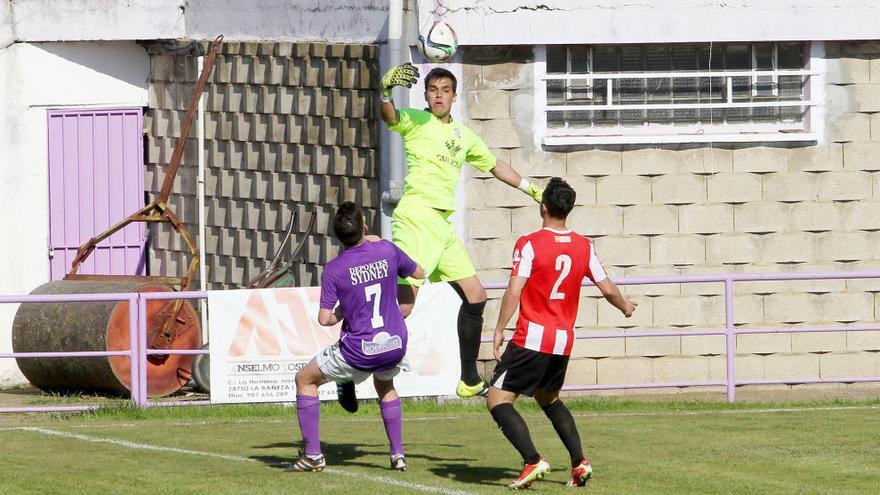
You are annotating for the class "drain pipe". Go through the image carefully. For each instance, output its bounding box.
[196,49,208,343]
[380,0,407,238]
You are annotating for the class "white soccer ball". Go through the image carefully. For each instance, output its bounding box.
[417,20,459,63]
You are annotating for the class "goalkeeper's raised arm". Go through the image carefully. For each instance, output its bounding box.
[490,160,543,203]
[379,63,543,203]
[380,63,420,126]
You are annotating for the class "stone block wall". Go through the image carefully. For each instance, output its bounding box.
[463,42,880,395]
[144,41,379,289]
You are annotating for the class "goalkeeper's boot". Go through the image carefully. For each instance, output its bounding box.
[336,381,358,413]
[456,378,489,398]
[508,456,550,490]
[287,452,326,472]
[566,458,593,487]
[390,453,408,471]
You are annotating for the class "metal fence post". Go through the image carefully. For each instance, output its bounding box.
[724,278,736,403]
[137,293,149,407]
[128,295,139,407]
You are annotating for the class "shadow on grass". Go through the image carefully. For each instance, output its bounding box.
[252,440,478,471]
[252,442,381,469]
[429,463,520,487]
[253,442,299,449]
[401,451,473,463]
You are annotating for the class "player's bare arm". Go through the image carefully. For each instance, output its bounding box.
[379,63,420,126]
[409,264,427,280]
[380,99,399,126]
[492,275,528,361]
[317,306,345,327]
[491,160,544,203]
[596,278,637,317]
[490,160,524,188]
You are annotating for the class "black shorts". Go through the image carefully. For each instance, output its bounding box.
[490,343,570,397]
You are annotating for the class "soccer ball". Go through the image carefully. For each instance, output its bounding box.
[417,20,458,63]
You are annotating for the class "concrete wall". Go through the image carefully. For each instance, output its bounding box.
[145,41,380,290]
[0,41,149,387]
[462,42,880,396]
[5,0,184,42]
[424,0,880,45]
[185,0,389,43]
[0,1,13,48]
[5,0,878,47]
[2,0,388,43]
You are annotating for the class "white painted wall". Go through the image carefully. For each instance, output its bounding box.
[0,41,149,387]
[6,0,184,42]
[422,0,880,45]
[6,0,876,46]
[184,0,389,43]
[0,1,13,48]
[4,0,390,43]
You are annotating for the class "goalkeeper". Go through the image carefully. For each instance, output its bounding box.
[379,63,544,397]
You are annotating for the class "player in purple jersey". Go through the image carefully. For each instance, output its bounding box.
[289,202,425,473]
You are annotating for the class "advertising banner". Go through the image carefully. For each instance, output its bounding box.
[208,283,461,403]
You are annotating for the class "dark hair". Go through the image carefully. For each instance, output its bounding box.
[424,67,457,94]
[542,177,576,220]
[332,201,364,247]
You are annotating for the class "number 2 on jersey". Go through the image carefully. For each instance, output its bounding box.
[365,283,385,328]
[549,254,572,300]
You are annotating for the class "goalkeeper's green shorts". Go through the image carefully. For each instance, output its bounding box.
[391,201,476,287]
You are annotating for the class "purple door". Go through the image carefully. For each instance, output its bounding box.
[47,108,147,280]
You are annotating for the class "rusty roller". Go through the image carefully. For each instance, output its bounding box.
[12,281,199,397]
[11,36,224,398]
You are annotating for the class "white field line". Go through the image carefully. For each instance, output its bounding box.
[1,404,877,431]
[13,427,477,495]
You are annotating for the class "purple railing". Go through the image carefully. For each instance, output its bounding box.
[0,291,210,413]
[484,270,880,403]
[138,291,210,409]
[2,270,879,413]
[0,292,140,413]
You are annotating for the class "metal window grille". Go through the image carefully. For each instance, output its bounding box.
[542,42,819,145]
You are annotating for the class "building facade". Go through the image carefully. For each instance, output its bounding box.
[433,1,880,395]
[1,0,878,395]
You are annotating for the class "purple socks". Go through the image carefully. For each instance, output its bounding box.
[296,394,322,456]
[298,395,403,457]
[380,398,404,456]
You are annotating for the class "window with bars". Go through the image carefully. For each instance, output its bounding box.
[540,42,820,145]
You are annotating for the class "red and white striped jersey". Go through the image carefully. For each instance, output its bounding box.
[510,228,607,356]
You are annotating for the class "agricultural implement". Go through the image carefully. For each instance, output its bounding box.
[11,36,223,398]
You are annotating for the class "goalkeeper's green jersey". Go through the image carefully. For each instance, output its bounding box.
[388,108,496,211]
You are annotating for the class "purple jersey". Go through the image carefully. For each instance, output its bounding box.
[319,239,418,371]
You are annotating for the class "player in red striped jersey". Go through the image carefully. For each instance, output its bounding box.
[487,177,637,489]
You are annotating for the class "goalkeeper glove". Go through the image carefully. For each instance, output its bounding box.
[518,179,543,203]
[381,63,420,99]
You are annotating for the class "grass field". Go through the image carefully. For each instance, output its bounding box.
[1,398,879,494]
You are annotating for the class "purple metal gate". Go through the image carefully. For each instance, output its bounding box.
[47,108,147,280]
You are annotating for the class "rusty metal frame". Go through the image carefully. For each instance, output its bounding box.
[247,209,317,289]
[65,35,224,348]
